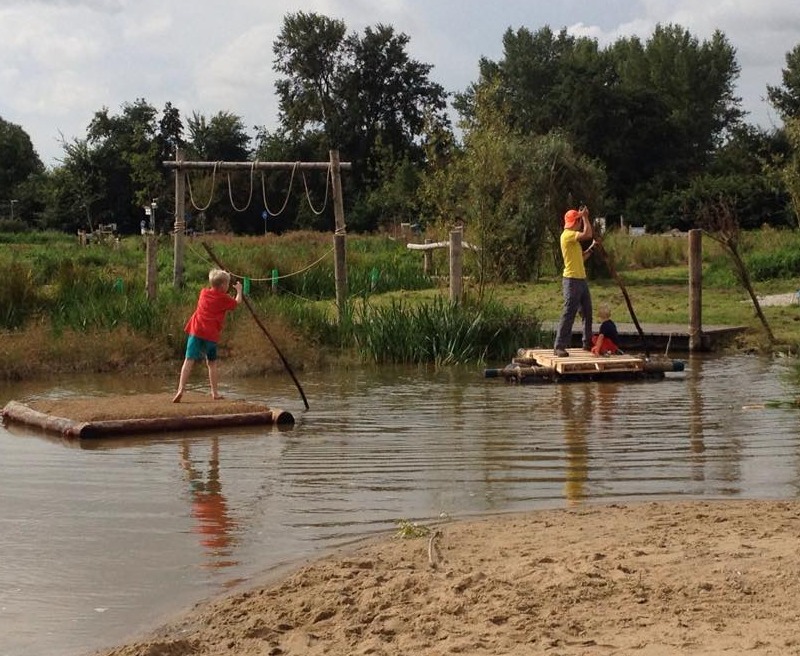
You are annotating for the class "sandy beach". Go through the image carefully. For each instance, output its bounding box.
[91,499,800,656]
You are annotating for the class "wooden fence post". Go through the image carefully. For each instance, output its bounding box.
[423,238,432,275]
[173,149,186,288]
[146,235,157,300]
[449,228,463,304]
[330,150,348,322]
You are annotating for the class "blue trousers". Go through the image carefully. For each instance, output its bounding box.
[554,277,592,350]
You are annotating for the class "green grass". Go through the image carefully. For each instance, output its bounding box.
[2,227,800,381]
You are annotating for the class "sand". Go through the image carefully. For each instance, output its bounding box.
[92,499,800,656]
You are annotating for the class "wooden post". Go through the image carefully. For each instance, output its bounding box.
[145,234,157,300]
[688,229,703,351]
[449,228,463,304]
[173,149,186,288]
[423,238,432,275]
[330,150,348,321]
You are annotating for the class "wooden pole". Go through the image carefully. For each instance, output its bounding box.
[423,238,432,275]
[688,229,703,351]
[173,149,186,288]
[145,234,157,300]
[449,228,463,304]
[201,242,310,410]
[594,238,650,357]
[330,150,348,322]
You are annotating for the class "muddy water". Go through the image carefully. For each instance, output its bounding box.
[1,354,799,656]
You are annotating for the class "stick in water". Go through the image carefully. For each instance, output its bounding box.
[592,237,651,358]
[202,242,310,410]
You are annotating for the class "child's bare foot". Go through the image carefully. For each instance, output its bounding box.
[172,390,183,403]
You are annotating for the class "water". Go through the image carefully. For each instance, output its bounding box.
[1,354,799,656]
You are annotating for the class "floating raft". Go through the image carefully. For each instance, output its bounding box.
[1,392,294,439]
[485,348,684,384]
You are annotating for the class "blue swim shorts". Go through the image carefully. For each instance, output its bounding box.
[185,335,218,361]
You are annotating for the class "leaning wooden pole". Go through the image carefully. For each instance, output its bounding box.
[594,238,650,357]
[202,242,310,410]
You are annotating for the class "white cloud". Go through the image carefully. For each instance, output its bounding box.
[0,0,797,166]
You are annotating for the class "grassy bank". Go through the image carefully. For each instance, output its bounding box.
[0,227,799,381]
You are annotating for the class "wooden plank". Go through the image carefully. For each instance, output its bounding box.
[517,348,644,375]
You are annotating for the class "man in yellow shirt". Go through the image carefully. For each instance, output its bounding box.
[553,206,594,357]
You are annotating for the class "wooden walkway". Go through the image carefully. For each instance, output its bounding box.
[541,321,746,352]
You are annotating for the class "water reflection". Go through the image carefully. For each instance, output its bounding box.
[559,383,591,503]
[2,355,800,656]
[181,438,239,569]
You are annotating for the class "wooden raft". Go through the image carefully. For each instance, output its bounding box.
[485,348,684,383]
[516,348,644,374]
[1,392,294,439]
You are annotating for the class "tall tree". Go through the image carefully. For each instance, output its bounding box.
[768,44,800,121]
[48,100,180,233]
[272,11,450,230]
[185,111,254,233]
[459,24,743,227]
[185,111,251,161]
[0,117,44,226]
[422,81,605,284]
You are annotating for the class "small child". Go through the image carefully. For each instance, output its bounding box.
[591,304,621,356]
[173,269,243,403]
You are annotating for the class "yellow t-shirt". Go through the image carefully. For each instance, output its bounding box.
[561,229,586,279]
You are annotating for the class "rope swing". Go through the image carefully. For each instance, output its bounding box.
[186,161,219,211]
[226,160,256,212]
[184,160,332,219]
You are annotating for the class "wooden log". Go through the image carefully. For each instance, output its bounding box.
[2,401,88,438]
[406,241,479,251]
[2,400,294,439]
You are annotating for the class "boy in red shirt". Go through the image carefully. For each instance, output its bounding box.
[173,269,243,403]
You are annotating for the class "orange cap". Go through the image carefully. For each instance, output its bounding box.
[564,209,581,228]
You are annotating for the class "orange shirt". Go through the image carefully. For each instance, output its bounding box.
[184,288,238,342]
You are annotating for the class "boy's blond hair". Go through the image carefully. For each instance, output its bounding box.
[208,268,231,289]
[597,304,611,321]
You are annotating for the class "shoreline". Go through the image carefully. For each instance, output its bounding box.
[94,499,800,656]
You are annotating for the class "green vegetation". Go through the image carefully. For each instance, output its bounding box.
[1,228,800,382]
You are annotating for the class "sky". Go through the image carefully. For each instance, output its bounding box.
[1,0,798,168]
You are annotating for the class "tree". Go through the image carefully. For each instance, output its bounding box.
[47,100,181,234]
[0,117,44,227]
[43,138,107,233]
[0,117,43,193]
[457,24,744,226]
[185,111,251,161]
[273,11,450,231]
[783,117,800,226]
[422,82,605,284]
[768,44,800,121]
[184,111,255,233]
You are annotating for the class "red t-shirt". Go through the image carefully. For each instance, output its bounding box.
[184,287,238,342]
